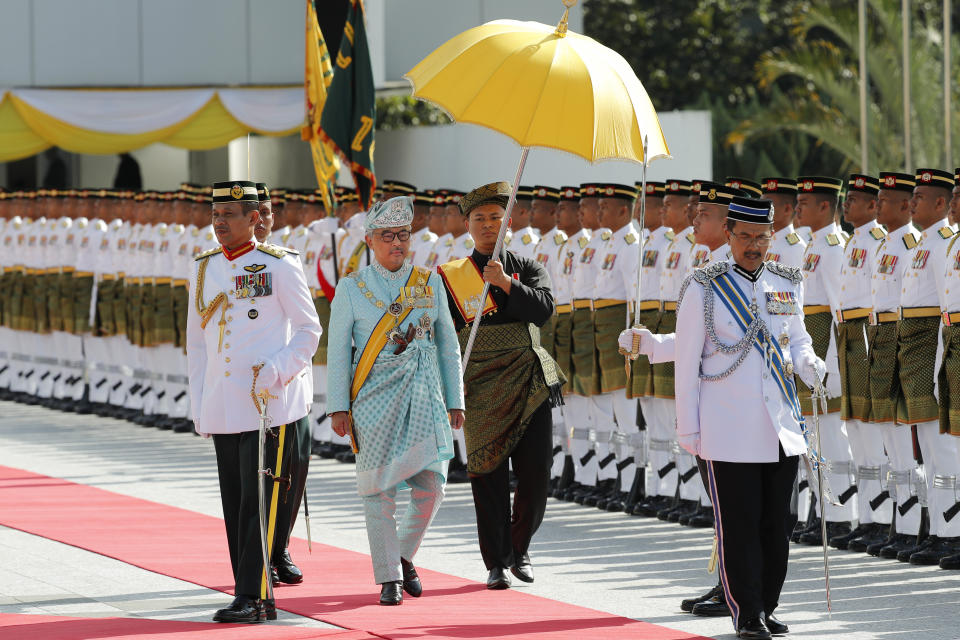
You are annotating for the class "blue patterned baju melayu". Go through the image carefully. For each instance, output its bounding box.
[326,258,464,584]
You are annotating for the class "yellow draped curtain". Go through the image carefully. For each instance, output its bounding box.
[0,89,304,163]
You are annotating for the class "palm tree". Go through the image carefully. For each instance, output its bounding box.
[732,0,959,173]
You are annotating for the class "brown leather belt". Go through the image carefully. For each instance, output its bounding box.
[803,304,831,315]
[836,307,871,323]
[869,311,898,325]
[556,303,572,314]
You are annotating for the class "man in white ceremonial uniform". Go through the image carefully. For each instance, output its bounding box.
[508,186,541,262]
[883,168,960,565]
[444,193,475,262]
[631,179,693,516]
[561,184,609,502]
[408,189,438,268]
[584,184,640,508]
[860,172,923,556]
[675,196,824,639]
[187,181,321,623]
[830,175,893,551]
[934,166,960,570]
[548,187,587,499]
[791,176,856,545]
[621,181,668,514]
[760,178,806,269]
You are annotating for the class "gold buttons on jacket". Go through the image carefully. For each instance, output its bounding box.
[225,372,230,377]
[225,357,231,363]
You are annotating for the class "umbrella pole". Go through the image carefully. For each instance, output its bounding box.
[632,135,649,326]
[460,147,530,368]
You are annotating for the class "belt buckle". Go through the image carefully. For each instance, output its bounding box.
[898,307,905,321]
[868,312,878,326]
[944,311,953,327]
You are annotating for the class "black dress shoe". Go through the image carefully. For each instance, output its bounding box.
[939,550,960,569]
[510,552,533,583]
[800,520,850,545]
[866,532,899,556]
[213,595,262,623]
[486,567,511,589]
[791,518,815,543]
[401,557,422,597]
[379,581,403,605]
[447,467,470,484]
[879,534,917,559]
[173,419,194,433]
[737,617,772,639]
[604,491,627,512]
[681,584,721,613]
[275,550,303,584]
[691,590,730,617]
[829,523,869,550]
[688,506,715,528]
[898,535,934,562]
[848,523,889,553]
[764,614,788,635]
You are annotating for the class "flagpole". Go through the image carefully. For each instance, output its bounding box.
[945,0,952,167]
[859,0,868,172]
[903,0,912,171]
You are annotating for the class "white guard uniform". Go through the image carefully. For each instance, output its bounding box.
[187,242,321,435]
[766,223,807,268]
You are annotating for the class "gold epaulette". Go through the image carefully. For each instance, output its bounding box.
[625,232,637,244]
[194,247,222,261]
[601,230,612,241]
[578,236,588,249]
[939,227,956,239]
[826,233,840,246]
[903,233,918,250]
[685,233,696,245]
[869,227,887,240]
[257,243,298,258]
[553,231,567,245]
[665,230,675,241]
[786,232,801,245]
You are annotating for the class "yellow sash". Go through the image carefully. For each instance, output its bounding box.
[350,266,430,401]
[437,257,497,323]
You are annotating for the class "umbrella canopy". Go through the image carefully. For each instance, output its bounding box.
[404,15,669,165]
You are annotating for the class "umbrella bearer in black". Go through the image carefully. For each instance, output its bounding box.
[187,181,321,623]
[439,181,564,590]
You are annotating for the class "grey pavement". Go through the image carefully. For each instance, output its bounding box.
[0,401,958,639]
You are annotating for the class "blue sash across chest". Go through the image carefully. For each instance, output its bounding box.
[709,271,804,427]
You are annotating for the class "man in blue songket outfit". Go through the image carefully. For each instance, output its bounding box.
[326,195,465,606]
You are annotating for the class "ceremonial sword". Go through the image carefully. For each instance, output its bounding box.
[810,376,832,614]
[252,364,277,605]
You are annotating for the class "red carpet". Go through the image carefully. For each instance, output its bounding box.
[0,466,706,640]
[0,613,377,639]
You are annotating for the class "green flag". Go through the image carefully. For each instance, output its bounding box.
[318,0,376,209]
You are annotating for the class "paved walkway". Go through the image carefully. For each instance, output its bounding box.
[0,401,957,639]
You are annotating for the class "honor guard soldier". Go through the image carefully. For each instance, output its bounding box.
[586,183,640,509]
[632,178,693,516]
[187,180,321,623]
[830,175,893,550]
[864,172,923,556]
[563,183,609,503]
[675,196,824,639]
[761,178,806,268]
[888,168,960,565]
[444,192,475,263]
[420,191,447,269]
[530,186,564,361]
[409,190,438,267]
[547,186,583,499]
[623,181,668,513]
[508,186,541,261]
[935,167,960,570]
[792,177,856,544]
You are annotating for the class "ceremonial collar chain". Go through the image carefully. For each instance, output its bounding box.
[372,259,411,281]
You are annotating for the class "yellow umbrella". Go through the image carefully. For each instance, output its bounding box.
[404,0,669,365]
[404,3,669,164]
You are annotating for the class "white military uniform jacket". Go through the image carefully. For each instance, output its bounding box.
[838,219,885,320]
[675,261,821,463]
[765,223,807,268]
[187,241,322,435]
[509,225,541,261]
[409,228,439,268]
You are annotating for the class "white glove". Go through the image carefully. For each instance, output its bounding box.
[678,432,700,457]
[617,327,654,360]
[255,360,280,389]
[797,355,826,389]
